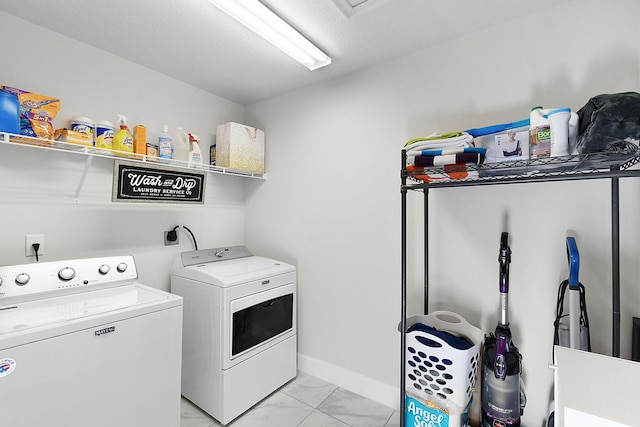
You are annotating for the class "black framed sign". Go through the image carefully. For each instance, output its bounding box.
[113,160,206,204]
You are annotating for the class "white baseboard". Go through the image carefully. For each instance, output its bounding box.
[297,353,400,411]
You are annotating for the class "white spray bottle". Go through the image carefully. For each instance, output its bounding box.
[188,133,202,167]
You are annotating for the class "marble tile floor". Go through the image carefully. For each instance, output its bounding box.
[181,371,400,427]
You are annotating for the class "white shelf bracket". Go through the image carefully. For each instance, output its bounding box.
[74,155,94,203]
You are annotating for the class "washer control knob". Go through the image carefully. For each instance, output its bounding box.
[116,262,128,273]
[215,250,225,258]
[98,264,110,275]
[0,277,3,287]
[58,267,76,281]
[15,273,30,286]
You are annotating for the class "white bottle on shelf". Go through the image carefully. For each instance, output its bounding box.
[158,125,173,159]
[188,133,202,167]
[548,108,571,157]
[172,127,189,162]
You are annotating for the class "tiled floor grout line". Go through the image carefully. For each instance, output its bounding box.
[289,386,351,427]
[383,410,395,427]
[315,388,355,427]
[314,386,338,409]
[295,408,352,427]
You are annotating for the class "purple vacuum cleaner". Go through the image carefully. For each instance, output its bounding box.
[482,232,524,427]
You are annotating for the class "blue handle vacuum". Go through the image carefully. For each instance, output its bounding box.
[566,237,581,349]
[566,237,580,289]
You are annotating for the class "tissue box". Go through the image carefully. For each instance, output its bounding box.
[216,122,264,173]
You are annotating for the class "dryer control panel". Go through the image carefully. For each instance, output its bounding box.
[180,246,253,267]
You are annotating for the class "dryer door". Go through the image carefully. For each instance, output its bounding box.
[229,282,295,360]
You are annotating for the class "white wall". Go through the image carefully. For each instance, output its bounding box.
[0,11,249,290]
[245,0,640,424]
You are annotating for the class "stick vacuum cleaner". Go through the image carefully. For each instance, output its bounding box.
[482,232,524,427]
[546,237,591,427]
[553,237,591,352]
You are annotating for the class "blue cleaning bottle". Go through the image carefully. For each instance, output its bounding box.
[158,124,173,159]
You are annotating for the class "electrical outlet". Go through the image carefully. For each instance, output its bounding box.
[25,234,45,257]
[164,231,179,246]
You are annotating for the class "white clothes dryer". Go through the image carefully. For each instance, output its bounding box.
[171,246,297,425]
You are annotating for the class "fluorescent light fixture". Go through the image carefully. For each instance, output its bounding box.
[208,0,331,70]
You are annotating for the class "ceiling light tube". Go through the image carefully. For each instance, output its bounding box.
[208,0,331,70]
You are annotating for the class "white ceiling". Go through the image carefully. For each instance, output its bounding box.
[0,0,566,106]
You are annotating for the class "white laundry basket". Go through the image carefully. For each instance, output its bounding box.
[404,311,483,411]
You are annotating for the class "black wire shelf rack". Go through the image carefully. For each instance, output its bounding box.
[403,144,640,189]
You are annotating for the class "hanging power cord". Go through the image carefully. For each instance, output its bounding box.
[552,279,591,363]
[181,226,198,250]
[168,225,198,250]
[32,243,41,262]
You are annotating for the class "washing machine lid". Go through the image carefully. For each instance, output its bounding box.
[172,255,295,287]
[0,284,180,336]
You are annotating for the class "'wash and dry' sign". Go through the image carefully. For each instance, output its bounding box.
[113,161,205,204]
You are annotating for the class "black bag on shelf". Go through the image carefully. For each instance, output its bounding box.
[576,91,640,154]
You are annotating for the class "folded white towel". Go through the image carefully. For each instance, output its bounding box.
[404,133,473,152]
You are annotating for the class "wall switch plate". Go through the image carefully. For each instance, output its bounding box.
[25,234,45,257]
[164,231,179,246]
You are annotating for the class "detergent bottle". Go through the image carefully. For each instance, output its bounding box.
[548,108,571,157]
[172,126,189,163]
[112,114,133,155]
[0,90,20,134]
[188,133,202,167]
[158,125,173,159]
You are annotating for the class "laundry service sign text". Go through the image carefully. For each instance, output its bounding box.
[113,160,205,204]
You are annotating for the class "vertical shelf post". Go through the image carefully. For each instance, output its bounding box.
[424,188,429,315]
[611,172,620,357]
[400,150,407,427]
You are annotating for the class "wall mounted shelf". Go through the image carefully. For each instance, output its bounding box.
[1,132,265,203]
[0,132,266,178]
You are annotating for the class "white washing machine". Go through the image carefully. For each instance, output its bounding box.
[0,255,183,427]
[171,246,297,425]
